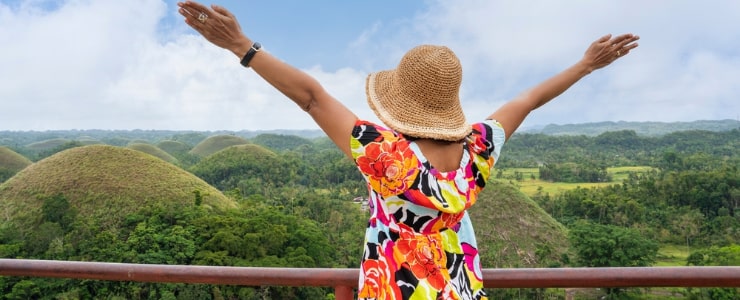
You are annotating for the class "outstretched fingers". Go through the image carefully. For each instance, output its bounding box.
[611,34,640,58]
[177,1,212,29]
[596,33,612,44]
[582,33,640,71]
[177,1,250,57]
[211,4,235,19]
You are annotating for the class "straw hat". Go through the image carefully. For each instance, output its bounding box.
[366,45,469,141]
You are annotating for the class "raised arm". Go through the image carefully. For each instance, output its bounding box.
[489,33,639,140]
[177,1,358,157]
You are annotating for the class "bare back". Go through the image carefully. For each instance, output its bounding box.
[413,139,465,173]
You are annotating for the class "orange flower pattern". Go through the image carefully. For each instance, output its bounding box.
[358,252,402,299]
[352,120,506,300]
[396,224,449,291]
[355,140,419,197]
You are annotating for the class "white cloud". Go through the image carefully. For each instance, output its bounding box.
[0,0,370,131]
[354,0,740,126]
[1,0,738,131]
[1,0,166,129]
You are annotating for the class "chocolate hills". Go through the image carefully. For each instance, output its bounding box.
[157,140,191,155]
[127,142,179,164]
[190,144,283,191]
[472,180,570,268]
[0,140,572,269]
[0,146,32,182]
[189,135,250,157]
[0,145,236,229]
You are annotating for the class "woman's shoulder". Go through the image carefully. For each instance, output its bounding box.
[470,120,505,142]
[351,120,403,144]
[471,119,505,136]
[468,119,506,160]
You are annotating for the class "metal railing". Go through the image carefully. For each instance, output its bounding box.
[1,259,739,299]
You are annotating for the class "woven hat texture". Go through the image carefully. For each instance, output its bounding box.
[366,45,469,141]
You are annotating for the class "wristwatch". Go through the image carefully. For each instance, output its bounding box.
[240,42,262,68]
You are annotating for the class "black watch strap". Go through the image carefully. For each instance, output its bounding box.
[240,42,262,68]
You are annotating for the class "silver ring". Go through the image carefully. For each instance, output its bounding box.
[198,12,208,23]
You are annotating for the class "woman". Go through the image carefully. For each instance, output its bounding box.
[177,1,639,299]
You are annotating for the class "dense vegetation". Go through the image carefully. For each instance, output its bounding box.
[497,129,738,168]
[500,128,739,299]
[0,121,738,299]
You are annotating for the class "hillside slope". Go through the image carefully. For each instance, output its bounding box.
[189,134,250,157]
[190,144,283,192]
[0,146,33,182]
[0,145,236,229]
[127,143,179,164]
[471,180,570,268]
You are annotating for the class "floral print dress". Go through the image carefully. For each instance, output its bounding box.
[351,119,506,300]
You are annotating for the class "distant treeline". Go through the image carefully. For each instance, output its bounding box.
[2,119,737,151]
[524,119,739,136]
[498,128,739,168]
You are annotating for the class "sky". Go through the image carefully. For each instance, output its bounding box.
[1,0,739,132]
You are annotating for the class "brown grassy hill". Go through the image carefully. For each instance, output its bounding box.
[202,143,277,161]
[0,147,33,182]
[157,140,191,155]
[189,135,250,157]
[127,143,179,164]
[76,136,101,145]
[24,138,100,153]
[0,145,236,229]
[471,180,570,268]
[190,144,282,191]
[0,147,32,171]
[25,138,71,150]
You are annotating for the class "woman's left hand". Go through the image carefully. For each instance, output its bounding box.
[177,1,251,57]
[582,33,640,72]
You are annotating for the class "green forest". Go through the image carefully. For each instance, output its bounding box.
[0,120,738,299]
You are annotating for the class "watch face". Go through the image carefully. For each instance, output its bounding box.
[241,42,262,67]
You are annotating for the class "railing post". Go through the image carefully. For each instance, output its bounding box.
[334,284,354,300]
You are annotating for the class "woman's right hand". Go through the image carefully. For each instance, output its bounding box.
[177,1,252,58]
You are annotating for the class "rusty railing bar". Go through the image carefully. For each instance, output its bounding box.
[0,259,357,287]
[1,259,739,289]
[482,267,740,288]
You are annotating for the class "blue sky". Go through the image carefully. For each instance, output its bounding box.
[1,0,739,131]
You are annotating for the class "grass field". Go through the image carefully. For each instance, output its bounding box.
[655,244,693,266]
[498,166,654,197]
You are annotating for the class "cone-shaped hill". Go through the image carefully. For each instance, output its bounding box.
[127,143,179,164]
[191,144,283,191]
[157,140,191,155]
[471,180,570,268]
[250,133,313,151]
[0,145,236,228]
[24,138,101,153]
[25,138,72,151]
[189,135,249,157]
[0,146,33,182]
